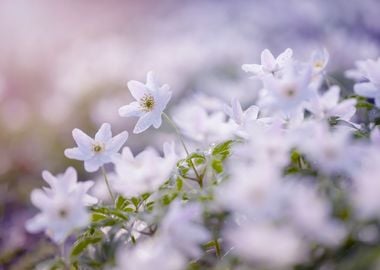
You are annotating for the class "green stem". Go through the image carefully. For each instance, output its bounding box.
[162,113,202,185]
[214,238,221,258]
[101,166,115,201]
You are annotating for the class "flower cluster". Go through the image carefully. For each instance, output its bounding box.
[26,48,380,269]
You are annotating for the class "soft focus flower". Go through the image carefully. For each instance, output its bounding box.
[25,167,92,243]
[352,58,380,106]
[306,86,357,122]
[118,71,172,134]
[159,201,210,258]
[242,48,293,78]
[225,222,306,268]
[112,145,175,197]
[64,123,128,172]
[310,48,329,75]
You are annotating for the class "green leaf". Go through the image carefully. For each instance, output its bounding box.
[211,159,223,174]
[176,177,183,191]
[70,233,103,258]
[212,140,234,161]
[115,196,129,210]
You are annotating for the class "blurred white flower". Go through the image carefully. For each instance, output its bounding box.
[64,123,128,172]
[306,86,357,122]
[25,167,92,243]
[115,239,185,270]
[159,201,210,258]
[119,71,172,134]
[242,48,293,78]
[112,145,175,197]
[261,64,312,114]
[225,222,306,268]
[310,48,329,75]
[351,58,380,107]
[173,103,233,145]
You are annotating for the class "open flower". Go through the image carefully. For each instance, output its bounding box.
[242,48,293,78]
[25,168,92,244]
[64,123,128,172]
[118,71,172,134]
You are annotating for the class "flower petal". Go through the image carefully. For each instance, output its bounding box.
[127,80,148,100]
[30,189,51,210]
[72,128,94,151]
[241,64,262,75]
[261,49,277,71]
[153,115,162,128]
[94,123,112,142]
[64,147,90,160]
[106,131,128,153]
[354,82,379,98]
[118,101,143,117]
[42,170,56,186]
[276,48,293,67]
[84,159,102,173]
[25,213,47,233]
[133,113,155,134]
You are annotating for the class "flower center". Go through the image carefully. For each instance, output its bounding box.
[58,208,68,218]
[92,143,104,153]
[140,94,155,112]
[314,61,324,69]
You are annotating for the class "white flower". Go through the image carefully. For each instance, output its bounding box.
[25,168,92,244]
[306,86,357,122]
[41,167,98,206]
[173,103,233,145]
[352,58,380,107]
[261,65,312,114]
[159,201,210,258]
[225,222,306,268]
[242,48,293,78]
[115,239,185,270]
[112,145,175,197]
[310,48,329,75]
[118,71,172,134]
[64,123,128,172]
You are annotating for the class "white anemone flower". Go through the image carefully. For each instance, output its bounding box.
[64,123,128,172]
[352,58,380,107]
[306,86,357,123]
[242,48,293,78]
[25,168,92,244]
[118,71,172,134]
[112,145,176,197]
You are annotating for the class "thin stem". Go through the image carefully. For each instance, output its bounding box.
[214,238,221,258]
[101,166,115,201]
[162,112,202,184]
[163,112,190,155]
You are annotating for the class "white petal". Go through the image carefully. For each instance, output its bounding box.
[72,128,94,150]
[241,64,262,75]
[127,80,148,100]
[133,113,155,134]
[354,82,379,98]
[106,131,128,153]
[146,71,157,91]
[322,86,340,108]
[152,115,162,128]
[118,102,143,117]
[276,48,293,67]
[331,99,356,120]
[261,49,277,71]
[63,167,77,184]
[84,159,102,172]
[95,123,112,142]
[232,98,244,124]
[25,214,47,233]
[245,105,260,121]
[42,170,56,186]
[64,148,89,160]
[30,189,51,210]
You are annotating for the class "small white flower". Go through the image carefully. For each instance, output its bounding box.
[64,123,128,172]
[160,201,210,258]
[310,48,329,75]
[261,65,312,114]
[242,48,293,78]
[25,168,92,244]
[351,58,380,107]
[118,71,172,134]
[112,145,175,197]
[306,86,357,122]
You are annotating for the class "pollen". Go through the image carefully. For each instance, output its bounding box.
[140,94,155,112]
[58,208,68,218]
[92,143,104,153]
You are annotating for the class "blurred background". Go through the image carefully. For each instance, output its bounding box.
[0,0,379,268]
